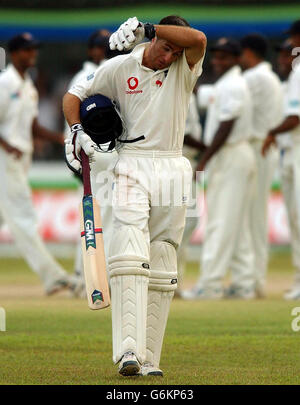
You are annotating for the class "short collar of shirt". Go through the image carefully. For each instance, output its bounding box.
[83,61,99,71]
[217,65,241,85]
[130,42,169,74]
[248,61,272,73]
[9,63,30,85]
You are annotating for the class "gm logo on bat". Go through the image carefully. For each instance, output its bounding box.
[83,196,96,250]
[85,219,96,248]
[0,307,6,331]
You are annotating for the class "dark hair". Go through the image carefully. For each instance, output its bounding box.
[159,15,190,28]
[240,34,268,59]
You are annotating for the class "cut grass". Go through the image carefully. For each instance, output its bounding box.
[0,251,299,385]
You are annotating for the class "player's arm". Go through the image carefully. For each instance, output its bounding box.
[184,135,206,151]
[0,84,22,157]
[32,118,64,145]
[63,92,81,128]
[0,136,23,158]
[63,59,118,174]
[262,116,299,155]
[109,17,206,69]
[262,69,300,155]
[154,25,206,68]
[195,120,235,172]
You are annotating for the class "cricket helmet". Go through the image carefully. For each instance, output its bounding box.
[80,94,124,151]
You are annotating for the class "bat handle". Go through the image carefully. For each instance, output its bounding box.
[80,150,92,196]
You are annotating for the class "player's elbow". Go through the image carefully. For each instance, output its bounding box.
[194,31,207,52]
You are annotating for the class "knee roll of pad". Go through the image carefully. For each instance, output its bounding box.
[149,240,177,291]
[108,225,150,278]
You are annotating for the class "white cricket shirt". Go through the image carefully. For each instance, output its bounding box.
[277,81,293,150]
[197,84,214,109]
[243,61,282,141]
[284,63,300,142]
[69,42,204,152]
[183,93,202,161]
[203,65,252,146]
[0,64,38,153]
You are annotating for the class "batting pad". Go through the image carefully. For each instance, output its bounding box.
[146,240,177,367]
[108,226,150,364]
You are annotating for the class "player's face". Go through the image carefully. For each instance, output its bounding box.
[13,47,38,69]
[239,48,253,70]
[277,50,293,77]
[149,38,183,70]
[211,51,238,76]
[88,46,106,65]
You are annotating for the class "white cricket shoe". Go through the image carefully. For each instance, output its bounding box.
[139,362,163,377]
[181,286,223,300]
[224,285,255,300]
[284,287,300,300]
[118,351,140,376]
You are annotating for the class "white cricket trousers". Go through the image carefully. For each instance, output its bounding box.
[0,148,66,289]
[280,146,300,283]
[112,151,192,245]
[177,179,198,290]
[198,141,256,290]
[74,151,118,276]
[248,139,278,290]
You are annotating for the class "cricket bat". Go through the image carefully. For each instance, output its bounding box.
[79,150,110,310]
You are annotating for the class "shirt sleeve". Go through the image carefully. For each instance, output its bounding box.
[180,49,205,92]
[218,82,244,121]
[68,57,120,102]
[0,83,10,123]
[197,84,214,109]
[285,69,300,117]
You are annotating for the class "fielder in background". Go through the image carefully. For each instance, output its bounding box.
[176,92,204,296]
[262,21,300,298]
[0,33,80,295]
[275,39,300,300]
[183,38,256,300]
[63,15,206,376]
[64,30,118,294]
[239,34,282,298]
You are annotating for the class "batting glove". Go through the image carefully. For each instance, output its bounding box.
[109,16,156,51]
[65,123,96,174]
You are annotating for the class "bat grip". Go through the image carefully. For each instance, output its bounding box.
[80,150,92,196]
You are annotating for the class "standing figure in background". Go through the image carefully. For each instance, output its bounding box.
[176,92,204,296]
[182,38,256,300]
[262,21,300,298]
[240,34,282,298]
[64,30,118,293]
[275,39,300,300]
[0,33,80,295]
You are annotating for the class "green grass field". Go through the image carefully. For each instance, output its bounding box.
[0,249,300,385]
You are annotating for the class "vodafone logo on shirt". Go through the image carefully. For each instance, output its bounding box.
[126,77,143,94]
